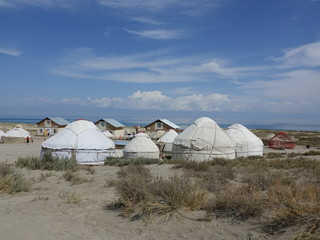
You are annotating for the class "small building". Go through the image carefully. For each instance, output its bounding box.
[145,119,180,132]
[36,117,70,136]
[268,132,295,149]
[95,119,125,139]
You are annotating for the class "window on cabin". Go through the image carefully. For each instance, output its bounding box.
[156,122,163,129]
[100,122,105,127]
[45,120,51,126]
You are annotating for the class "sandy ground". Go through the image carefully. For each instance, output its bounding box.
[0,132,317,239]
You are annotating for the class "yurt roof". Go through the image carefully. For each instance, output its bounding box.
[0,130,5,136]
[42,120,115,150]
[157,129,178,143]
[5,127,30,138]
[226,124,263,147]
[149,130,165,139]
[124,133,159,153]
[103,130,114,138]
[173,117,235,151]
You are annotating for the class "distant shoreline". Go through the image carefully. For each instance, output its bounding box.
[0,118,319,132]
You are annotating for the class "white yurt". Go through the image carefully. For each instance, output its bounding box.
[103,130,115,139]
[5,127,30,138]
[157,129,179,152]
[123,133,159,159]
[225,124,263,157]
[0,130,5,141]
[172,117,236,161]
[41,120,115,165]
[2,127,31,143]
[149,130,165,140]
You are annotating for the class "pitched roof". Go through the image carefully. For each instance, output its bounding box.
[100,118,125,128]
[37,117,70,126]
[159,119,180,129]
[48,117,70,126]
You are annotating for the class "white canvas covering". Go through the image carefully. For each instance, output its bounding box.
[103,130,114,139]
[172,117,235,161]
[41,120,115,165]
[225,124,263,157]
[5,127,30,138]
[157,129,178,152]
[123,133,159,159]
[149,130,165,140]
[0,130,5,141]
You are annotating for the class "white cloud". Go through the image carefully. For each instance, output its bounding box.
[0,0,81,9]
[0,48,22,56]
[124,29,187,40]
[97,0,222,13]
[61,90,311,113]
[52,48,253,83]
[244,70,320,102]
[274,42,320,68]
[131,17,163,25]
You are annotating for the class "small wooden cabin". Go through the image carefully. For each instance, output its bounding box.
[145,119,180,132]
[95,119,125,139]
[36,117,69,136]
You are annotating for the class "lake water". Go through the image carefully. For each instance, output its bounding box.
[0,117,319,132]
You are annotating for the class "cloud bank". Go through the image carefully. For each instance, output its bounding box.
[61,90,309,113]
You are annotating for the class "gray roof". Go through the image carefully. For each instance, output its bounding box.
[159,119,180,129]
[101,118,125,128]
[48,117,70,126]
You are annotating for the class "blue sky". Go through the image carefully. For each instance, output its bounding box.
[1,0,320,126]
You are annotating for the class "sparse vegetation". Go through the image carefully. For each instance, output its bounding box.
[104,157,162,166]
[0,162,30,194]
[109,165,208,219]
[15,153,78,171]
[38,172,55,181]
[109,155,320,238]
[62,171,94,185]
[60,191,82,204]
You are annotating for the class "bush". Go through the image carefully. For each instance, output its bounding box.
[268,158,320,170]
[62,171,94,185]
[0,163,30,194]
[109,165,208,219]
[206,185,266,221]
[104,157,162,167]
[15,153,78,171]
[185,165,234,193]
[265,182,320,238]
[59,191,82,204]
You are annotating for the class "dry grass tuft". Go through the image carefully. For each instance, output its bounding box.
[110,165,208,219]
[104,157,162,167]
[62,171,94,185]
[60,191,82,204]
[0,162,30,194]
[265,183,320,238]
[206,185,266,221]
[15,153,78,171]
